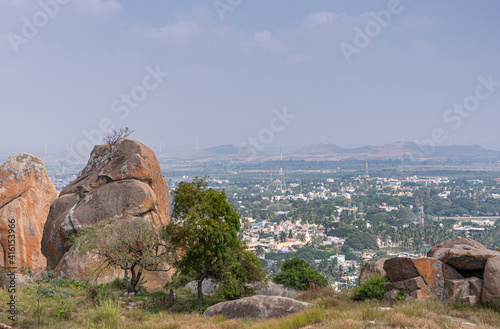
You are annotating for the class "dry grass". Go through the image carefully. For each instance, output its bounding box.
[0,285,499,329]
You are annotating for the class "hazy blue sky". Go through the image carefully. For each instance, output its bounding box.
[1,0,500,156]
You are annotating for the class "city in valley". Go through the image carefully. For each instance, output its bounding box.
[21,141,500,292]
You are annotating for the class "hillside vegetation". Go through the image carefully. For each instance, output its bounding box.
[1,280,499,329]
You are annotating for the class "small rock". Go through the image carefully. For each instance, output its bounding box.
[384,290,401,303]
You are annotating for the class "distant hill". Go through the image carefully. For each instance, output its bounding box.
[293,142,500,161]
[205,144,240,155]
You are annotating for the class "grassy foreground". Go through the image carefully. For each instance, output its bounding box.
[0,283,499,329]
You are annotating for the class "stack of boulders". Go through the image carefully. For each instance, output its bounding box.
[40,138,171,287]
[359,238,500,306]
[0,139,171,288]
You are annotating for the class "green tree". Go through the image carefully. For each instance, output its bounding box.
[71,215,171,293]
[345,232,379,251]
[164,178,266,309]
[273,257,327,290]
[255,245,265,257]
[26,271,70,327]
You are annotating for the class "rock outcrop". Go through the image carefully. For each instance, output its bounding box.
[378,238,500,306]
[0,153,58,271]
[203,295,310,319]
[359,258,388,284]
[481,255,500,307]
[41,138,170,285]
[255,282,300,298]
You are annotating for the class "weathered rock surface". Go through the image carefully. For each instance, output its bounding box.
[383,257,420,282]
[55,247,123,285]
[203,295,310,319]
[379,238,500,305]
[427,238,487,258]
[359,258,388,284]
[185,279,219,294]
[438,247,497,271]
[482,255,500,307]
[384,289,401,303]
[412,257,463,298]
[42,138,170,269]
[255,282,300,298]
[443,277,483,305]
[0,153,58,271]
[427,237,495,271]
[385,276,436,299]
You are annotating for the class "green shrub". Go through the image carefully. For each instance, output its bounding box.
[62,278,88,290]
[54,299,73,319]
[273,257,327,291]
[88,284,118,304]
[110,278,127,290]
[352,275,388,301]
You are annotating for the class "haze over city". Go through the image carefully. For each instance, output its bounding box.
[1,0,500,155]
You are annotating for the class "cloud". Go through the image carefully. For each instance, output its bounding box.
[246,30,287,52]
[73,0,122,15]
[137,21,202,44]
[304,11,338,27]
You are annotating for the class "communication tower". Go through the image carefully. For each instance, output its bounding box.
[276,145,286,191]
[419,198,425,227]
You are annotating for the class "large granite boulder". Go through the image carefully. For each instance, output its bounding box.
[0,153,58,271]
[42,138,170,269]
[54,248,123,285]
[436,247,497,271]
[41,139,171,286]
[383,257,420,283]
[203,295,310,319]
[427,238,487,258]
[482,255,500,307]
[359,258,388,284]
[427,237,494,271]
